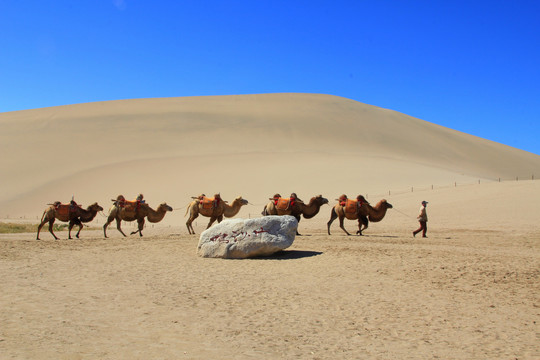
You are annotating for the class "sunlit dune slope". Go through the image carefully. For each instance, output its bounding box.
[1,93,539,219]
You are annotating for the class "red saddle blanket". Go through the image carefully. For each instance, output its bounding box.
[55,204,81,217]
[120,200,139,212]
[344,199,359,214]
[276,198,291,211]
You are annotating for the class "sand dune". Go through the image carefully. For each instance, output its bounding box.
[1,93,539,221]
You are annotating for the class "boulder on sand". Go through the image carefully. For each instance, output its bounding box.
[197,216,298,259]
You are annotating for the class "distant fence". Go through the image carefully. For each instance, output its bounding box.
[362,174,536,200]
[240,174,537,220]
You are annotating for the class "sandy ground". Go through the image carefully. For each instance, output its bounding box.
[1,182,539,360]
[1,94,539,359]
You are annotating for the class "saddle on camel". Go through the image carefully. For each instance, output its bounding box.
[270,193,302,211]
[52,200,82,218]
[199,194,222,210]
[113,194,145,215]
[338,194,367,215]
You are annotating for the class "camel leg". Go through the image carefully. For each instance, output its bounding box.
[103,221,110,238]
[73,218,83,239]
[36,214,48,240]
[186,213,198,235]
[138,219,144,237]
[356,216,368,235]
[68,222,74,239]
[185,218,193,234]
[75,224,83,238]
[294,215,302,236]
[115,218,128,237]
[327,208,338,235]
[103,215,115,238]
[68,218,82,239]
[131,219,144,237]
[206,216,218,229]
[356,219,363,236]
[48,219,59,240]
[338,216,351,236]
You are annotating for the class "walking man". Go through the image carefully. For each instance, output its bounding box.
[413,200,428,238]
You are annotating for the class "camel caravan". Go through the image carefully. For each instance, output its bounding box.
[36,192,393,240]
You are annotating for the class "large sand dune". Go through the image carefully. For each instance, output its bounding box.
[1,93,539,222]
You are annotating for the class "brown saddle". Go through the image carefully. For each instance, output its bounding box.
[54,203,80,217]
[344,199,359,214]
[200,197,220,210]
[123,200,138,211]
[276,198,291,211]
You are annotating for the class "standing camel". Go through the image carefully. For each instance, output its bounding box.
[37,202,103,240]
[185,196,248,235]
[262,195,329,235]
[328,198,392,236]
[103,201,173,238]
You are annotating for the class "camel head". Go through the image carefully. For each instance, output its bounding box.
[380,199,393,209]
[158,203,174,212]
[234,196,249,206]
[311,195,329,206]
[88,202,104,212]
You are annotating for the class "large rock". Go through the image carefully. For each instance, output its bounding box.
[197,216,298,259]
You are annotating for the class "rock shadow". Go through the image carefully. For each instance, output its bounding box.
[255,250,323,260]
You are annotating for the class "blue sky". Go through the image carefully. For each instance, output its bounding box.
[1,1,539,154]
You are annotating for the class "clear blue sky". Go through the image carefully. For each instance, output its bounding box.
[1,1,539,154]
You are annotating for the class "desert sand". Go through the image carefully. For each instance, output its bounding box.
[1,94,539,359]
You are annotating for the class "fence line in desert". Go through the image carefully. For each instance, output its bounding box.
[243,174,537,220]
[363,174,536,200]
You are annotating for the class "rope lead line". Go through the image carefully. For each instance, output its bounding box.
[391,207,415,219]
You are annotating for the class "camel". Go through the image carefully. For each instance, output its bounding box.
[36,202,104,240]
[103,201,173,238]
[261,195,329,235]
[327,197,393,236]
[185,196,248,235]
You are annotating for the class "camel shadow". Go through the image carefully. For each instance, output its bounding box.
[364,234,400,238]
[255,250,323,260]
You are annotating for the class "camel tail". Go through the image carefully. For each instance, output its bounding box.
[328,206,338,222]
[184,203,192,217]
[40,211,47,223]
